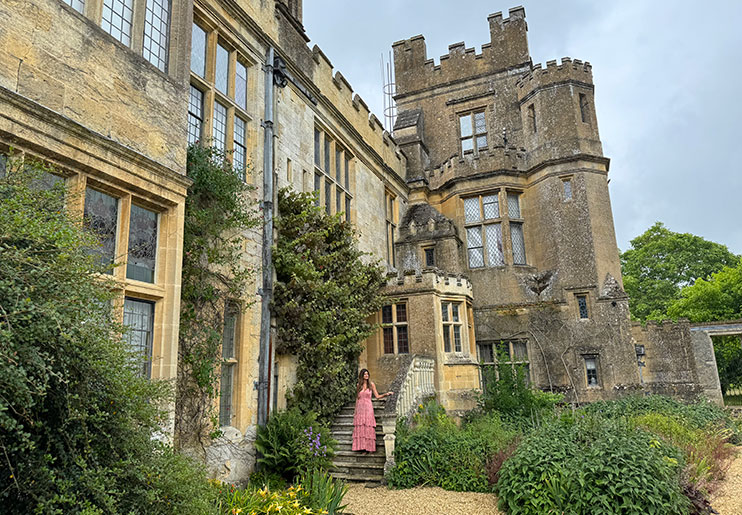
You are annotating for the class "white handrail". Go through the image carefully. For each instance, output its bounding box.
[396,356,435,419]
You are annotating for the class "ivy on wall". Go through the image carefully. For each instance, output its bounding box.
[175,145,260,450]
[273,188,386,421]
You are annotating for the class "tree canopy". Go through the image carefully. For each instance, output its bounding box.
[272,188,386,421]
[620,222,738,321]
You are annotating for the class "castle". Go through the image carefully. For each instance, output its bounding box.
[0,0,723,481]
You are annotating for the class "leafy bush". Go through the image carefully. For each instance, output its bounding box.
[0,158,215,513]
[477,356,562,427]
[633,413,737,495]
[496,416,689,515]
[388,404,514,492]
[582,394,738,435]
[297,468,348,515]
[254,408,335,481]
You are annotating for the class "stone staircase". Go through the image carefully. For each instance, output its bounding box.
[329,398,387,483]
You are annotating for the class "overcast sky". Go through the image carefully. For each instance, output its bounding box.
[304,0,742,255]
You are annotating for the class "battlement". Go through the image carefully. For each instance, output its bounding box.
[393,7,530,98]
[384,268,473,297]
[308,44,405,172]
[516,57,593,99]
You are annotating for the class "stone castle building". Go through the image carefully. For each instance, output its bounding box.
[0,1,722,481]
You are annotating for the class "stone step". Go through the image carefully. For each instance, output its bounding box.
[331,427,384,439]
[330,471,384,483]
[331,459,385,474]
[334,441,385,452]
[333,450,386,463]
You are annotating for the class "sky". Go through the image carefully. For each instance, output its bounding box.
[304,0,742,255]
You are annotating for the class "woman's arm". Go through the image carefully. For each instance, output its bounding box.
[370,382,394,399]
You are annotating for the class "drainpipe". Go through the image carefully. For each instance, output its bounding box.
[257,46,276,429]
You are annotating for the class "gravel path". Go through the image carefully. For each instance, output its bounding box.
[711,453,742,515]
[343,484,502,515]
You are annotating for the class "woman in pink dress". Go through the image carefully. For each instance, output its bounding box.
[352,369,393,453]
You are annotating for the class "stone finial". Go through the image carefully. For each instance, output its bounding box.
[601,273,626,298]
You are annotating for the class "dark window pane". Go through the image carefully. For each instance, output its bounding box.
[335,148,342,182]
[453,325,462,352]
[84,188,118,271]
[443,327,451,353]
[313,174,321,206]
[314,129,321,167]
[123,298,154,378]
[397,326,409,354]
[382,305,393,324]
[383,327,394,354]
[324,134,331,172]
[478,343,493,363]
[577,295,589,319]
[425,248,435,267]
[512,340,528,360]
[219,364,234,425]
[127,205,158,283]
[441,302,449,322]
[222,306,237,359]
[344,155,350,188]
[511,223,526,265]
[325,181,331,214]
[187,86,204,145]
[396,303,407,323]
[345,197,351,223]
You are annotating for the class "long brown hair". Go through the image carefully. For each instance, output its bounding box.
[356,369,370,395]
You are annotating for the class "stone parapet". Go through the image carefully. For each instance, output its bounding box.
[384,269,473,299]
[516,57,594,102]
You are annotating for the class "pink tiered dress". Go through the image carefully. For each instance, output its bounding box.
[352,388,376,452]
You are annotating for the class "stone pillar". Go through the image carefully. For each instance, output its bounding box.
[380,414,397,481]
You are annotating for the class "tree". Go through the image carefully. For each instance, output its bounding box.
[272,188,386,421]
[621,222,738,321]
[0,158,213,513]
[667,259,742,393]
[176,145,260,449]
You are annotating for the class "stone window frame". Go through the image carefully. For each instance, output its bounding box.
[423,246,435,268]
[561,175,573,202]
[219,302,240,427]
[527,104,537,133]
[313,125,354,223]
[4,149,177,383]
[583,354,601,388]
[575,292,590,320]
[579,93,590,124]
[381,302,409,355]
[506,190,527,266]
[384,189,397,267]
[64,0,181,74]
[457,109,488,155]
[441,300,466,354]
[189,11,257,183]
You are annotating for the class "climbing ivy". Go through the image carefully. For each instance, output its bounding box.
[175,145,260,450]
[273,188,386,422]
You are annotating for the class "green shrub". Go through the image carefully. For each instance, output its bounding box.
[477,356,562,427]
[496,416,688,515]
[254,408,335,481]
[388,406,514,492]
[297,468,348,515]
[0,158,215,513]
[216,483,320,515]
[633,413,737,495]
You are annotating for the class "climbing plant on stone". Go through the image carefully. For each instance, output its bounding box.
[176,145,260,450]
[273,188,386,422]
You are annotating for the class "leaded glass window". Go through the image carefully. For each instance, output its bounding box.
[126,205,158,283]
[397,326,409,354]
[191,23,207,77]
[143,0,171,72]
[459,111,487,154]
[345,197,351,223]
[313,173,321,206]
[466,226,484,268]
[464,197,480,223]
[235,61,248,110]
[336,189,342,215]
[215,43,229,94]
[511,222,526,265]
[507,193,521,218]
[233,117,247,181]
[101,0,134,46]
[483,194,499,219]
[577,295,589,319]
[84,188,118,271]
[324,133,331,173]
[63,0,85,13]
[344,155,350,188]
[485,223,504,266]
[424,247,435,267]
[324,181,331,215]
[335,148,342,182]
[123,298,154,378]
[314,129,321,168]
[381,303,408,354]
[212,101,227,151]
[563,179,573,201]
[187,86,204,145]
